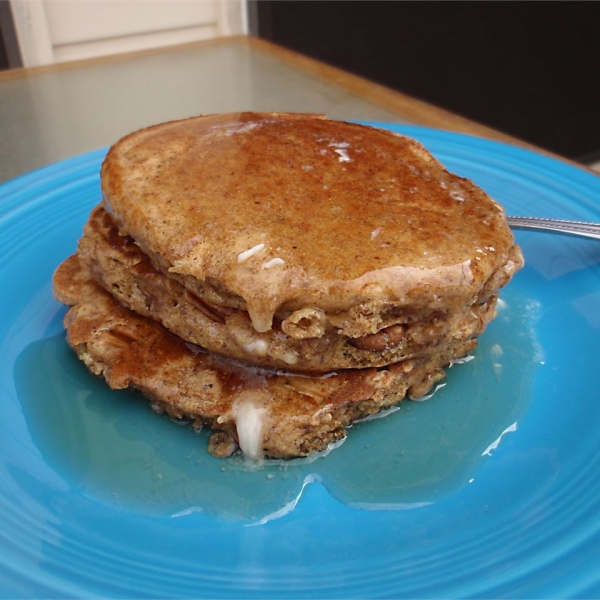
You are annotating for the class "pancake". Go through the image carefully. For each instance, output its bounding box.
[53,112,524,459]
[78,205,500,371]
[53,255,477,459]
[100,112,523,339]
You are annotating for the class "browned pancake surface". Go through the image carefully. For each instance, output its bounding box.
[101,112,521,333]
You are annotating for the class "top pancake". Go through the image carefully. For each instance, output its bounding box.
[101,112,520,334]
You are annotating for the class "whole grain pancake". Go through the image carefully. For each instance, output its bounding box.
[101,112,523,337]
[53,254,477,459]
[78,205,499,371]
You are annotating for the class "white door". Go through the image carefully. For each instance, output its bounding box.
[10,0,247,67]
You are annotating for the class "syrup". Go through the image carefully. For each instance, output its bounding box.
[15,288,540,522]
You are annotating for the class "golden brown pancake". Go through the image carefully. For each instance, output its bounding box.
[78,205,500,372]
[53,255,477,459]
[101,112,523,338]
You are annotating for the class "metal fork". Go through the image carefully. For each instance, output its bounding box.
[506,216,600,240]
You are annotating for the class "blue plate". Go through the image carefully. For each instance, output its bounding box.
[1,124,599,598]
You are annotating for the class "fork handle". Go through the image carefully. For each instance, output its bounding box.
[506,216,600,240]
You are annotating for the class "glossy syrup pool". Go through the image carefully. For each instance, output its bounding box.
[14,287,541,522]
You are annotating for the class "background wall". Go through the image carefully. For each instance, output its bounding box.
[0,0,21,69]
[253,1,599,162]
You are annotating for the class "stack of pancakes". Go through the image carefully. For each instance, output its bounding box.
[53,113,523,459]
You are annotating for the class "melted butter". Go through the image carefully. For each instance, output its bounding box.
[243,339,269,357]
[262,257,285,269]
[237,243,265,263]
[101,113,517,332]
[233,391,268,460]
